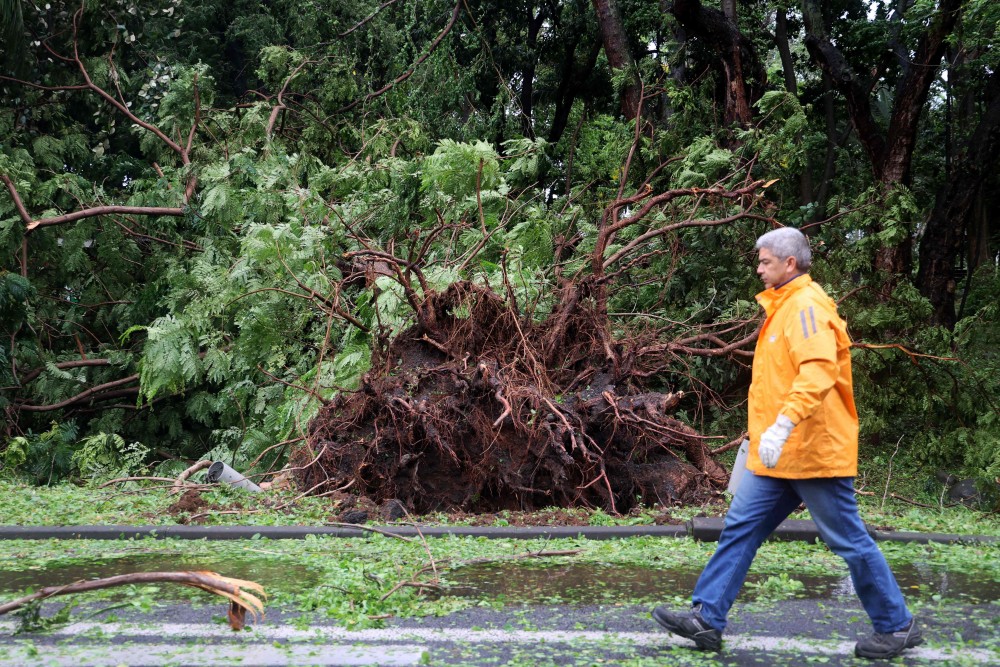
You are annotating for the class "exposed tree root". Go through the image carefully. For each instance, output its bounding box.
[295,281,731,514]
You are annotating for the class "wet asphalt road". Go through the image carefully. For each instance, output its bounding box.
[0,596,996,666]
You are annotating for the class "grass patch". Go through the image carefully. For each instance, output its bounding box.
[0,478,996,536]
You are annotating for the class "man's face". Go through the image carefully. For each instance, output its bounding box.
[757,247,796,289]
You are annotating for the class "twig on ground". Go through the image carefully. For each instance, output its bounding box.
[99,476,180,488]
[322,521,416,543]
[0,571,265,630]
[889,492,961,510]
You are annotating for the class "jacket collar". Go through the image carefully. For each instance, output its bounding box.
[755,273,811,317]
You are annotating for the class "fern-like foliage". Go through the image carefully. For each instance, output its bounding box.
[3,422,79,486]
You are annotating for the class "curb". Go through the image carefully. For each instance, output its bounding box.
[0,525,688,541]
[867,529,1000,545]
[0,522,995,544]
[686,517,1000,545]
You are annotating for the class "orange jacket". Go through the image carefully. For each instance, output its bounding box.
[747,274,858,478]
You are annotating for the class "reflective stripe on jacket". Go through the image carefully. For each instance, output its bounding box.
[747,274,858,478]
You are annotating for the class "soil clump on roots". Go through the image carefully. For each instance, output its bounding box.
[295,281,729,514]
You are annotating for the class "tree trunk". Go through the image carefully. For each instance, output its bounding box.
[774,8,813,212]
[657,0,687,125]
[814,72,848,222]
[966,195,992,274]
[669,0,763,128]
[720,0,736,21]
[520,8,546,138]
[881,0,963,184]
[548,39,602,144]
[774,8,797,94]
[803,0,966,281]
[916,69,1000,327]
[591,0,642,121]
[801,1,886,175]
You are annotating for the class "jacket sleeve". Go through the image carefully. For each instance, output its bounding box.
[780,303,839,425]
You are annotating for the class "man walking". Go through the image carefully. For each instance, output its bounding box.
[652,227,921,660]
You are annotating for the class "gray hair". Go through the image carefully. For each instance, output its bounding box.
[755,227,812,271]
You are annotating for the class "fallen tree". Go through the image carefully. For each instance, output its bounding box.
[293,168,772,514]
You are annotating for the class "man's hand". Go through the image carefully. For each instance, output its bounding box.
[759,415,795,468]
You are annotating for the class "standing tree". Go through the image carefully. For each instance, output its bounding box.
[801,0,965,279]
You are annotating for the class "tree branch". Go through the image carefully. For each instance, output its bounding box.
[339,0,404,37]
[267,59,316,138]
[594,180,767,274]
[0,571,265,622]
[0,174,34,227]
[25,205,186,231]
[15,358,113,386]
[15,374,139,412]
[1,3,200,234]
[171,460,212,494]
[70,6,186,159]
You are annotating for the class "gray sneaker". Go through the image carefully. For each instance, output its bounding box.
[651,604,722,651]
[855,619,923,659]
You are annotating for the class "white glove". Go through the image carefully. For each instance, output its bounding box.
[758,415,795,468]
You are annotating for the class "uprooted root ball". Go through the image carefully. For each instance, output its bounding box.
[294,281,728,514]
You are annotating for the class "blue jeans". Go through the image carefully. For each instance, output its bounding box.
[692,472,912,634]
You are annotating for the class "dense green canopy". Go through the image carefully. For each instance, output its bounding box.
[1,0,997,502]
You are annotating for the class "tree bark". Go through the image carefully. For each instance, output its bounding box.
[881,0,963,184]
[592,0,642,121]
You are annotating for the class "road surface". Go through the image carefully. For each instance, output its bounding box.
[0,596,996,666]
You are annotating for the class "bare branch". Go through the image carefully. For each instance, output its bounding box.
[111,216,203,252]
[171,460,213,494]
[70,7,186,158]
[0,174,34,227]
[29,205,186,231]
[602,210,772,272]
[0,571,266,621]
[0,75,87,92]
[1,4,201,234]
[596,180,767,271]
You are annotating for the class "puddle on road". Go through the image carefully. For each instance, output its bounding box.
[442,562,1000,605]
[4,556,996,607]
[0,555,318,598]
